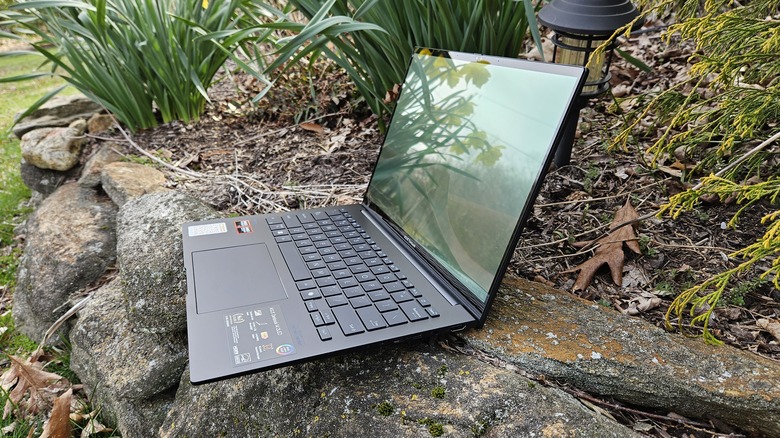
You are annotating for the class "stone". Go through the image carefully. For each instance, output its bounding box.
[13,183,117,341]
[13,94,102,139]
[86,113,115,134]
[101,162,168,206]
[116,191,218,334]
[19,159,78,196]
[159,342,638,437]
[78,143,123,188]
[20,120,87,171]
[70,278,185,437]
[462,276,780,437]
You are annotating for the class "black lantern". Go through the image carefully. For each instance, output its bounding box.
[538,0,643,165]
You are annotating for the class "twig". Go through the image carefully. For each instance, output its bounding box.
[692,130,780,191]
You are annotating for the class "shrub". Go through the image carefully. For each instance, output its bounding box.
[0,0,273,131]
[265,0,542,123]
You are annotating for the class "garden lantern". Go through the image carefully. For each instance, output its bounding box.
[537,0,643,165]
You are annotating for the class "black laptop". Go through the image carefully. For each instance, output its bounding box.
[182,48,586,383]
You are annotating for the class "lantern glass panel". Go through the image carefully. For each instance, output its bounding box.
[554,34,608,95]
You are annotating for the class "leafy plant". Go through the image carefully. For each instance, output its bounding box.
[615,0,780,342]
[265,0,542,123]
[0,0,273,130]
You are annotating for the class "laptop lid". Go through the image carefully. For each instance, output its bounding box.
[365,48,586,323]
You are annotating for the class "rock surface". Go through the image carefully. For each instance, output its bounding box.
[101,161,168,206]
[13,94,103,139]
[20,120,87,171]
[78,143,123,188]
[69,278,185,438]
[463,276,780,437]
[160,342,639,437]
[116,191,218,334]
[19,159,79,196]
[13,183,117,341]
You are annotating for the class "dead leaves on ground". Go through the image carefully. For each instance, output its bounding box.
[0,349,112,437]
[564,199,643,291]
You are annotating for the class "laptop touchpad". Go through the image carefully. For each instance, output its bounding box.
[192,243,288,314]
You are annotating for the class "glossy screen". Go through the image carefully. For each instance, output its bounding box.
[367,51,580,303]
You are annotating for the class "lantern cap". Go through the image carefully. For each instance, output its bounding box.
[538,0,643,36]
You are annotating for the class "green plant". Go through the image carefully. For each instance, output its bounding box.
[266,0,542,124]
[375,400,394,416]
[613,0,780,342]
[0,0,273,131]
[430,386,445,399]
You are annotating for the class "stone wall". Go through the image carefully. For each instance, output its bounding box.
[12,96,780,437]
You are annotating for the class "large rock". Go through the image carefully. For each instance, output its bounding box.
[13,94,103,139]
[101,162,168,206]
[20,120,87,171]
[78,143,123,188]
[463,276,780,437]
[13,183,117,341]
[160,342,638,437]
[70,278,185,438]
[20,158,79,196]
[116,191,218,334]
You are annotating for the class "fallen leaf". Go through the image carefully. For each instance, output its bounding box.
[299,122,325,135]
[41,388,72,438]
[757,319,780,342]
[564,199,642,291]
[1,354,65,419]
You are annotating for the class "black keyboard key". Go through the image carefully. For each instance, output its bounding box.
[305,300,319,312]
[314,240,332,249]
[317,326,332,341]
[425,306,440,317]
[296,279,316,290]
[281,213,301,228]
[399,301,428,321]
[310,234,328,242]
[327,261,347,270]
[323,254,341,263]
[316,276,336,287]
[333,306,365,335]
[307,260,326,269]
[312,211,328,220]
[344,257,362,266]
[384,281,405,293]
[326,295,348,307]
[319,247,337,255]
[376,300,398,312]
[357,306,387,331]
[368,290,391,302]
[409,288,422,298]
[391,291,413,303]
[334,243,351,251]
[288,227,305,235]
[295,239,313,247]
[338,278,358,289]
[332,269,352,280]
[343,286,365,299]
[274,235,292,243]
[339,249,358,258]
[311,268,330,278]
[301,289,322,300]
[371,265,390,274]
[364,258,382,267]
[377,273,396,283]
[383,309,407,326]
[417,297,431,307]
[303,222,319,230]
[401,280,414,288]
[321,309,335,325]
[299,246,318,255]
[349,296,372,308]
[321,285,341,297]
[311,312,325,326]
[271,229,289,237]
[297,212,315,223]
[279,242,311,281]
[362,281,383,292]
[358,250,376,259]
[349,264,369,274]
[266,215,283,225]
[355,272,375,283]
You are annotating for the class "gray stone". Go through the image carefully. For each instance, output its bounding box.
[117,191,218,334]
[13,94,103,139]
[70,278,185,437]
[13,183,117,341]
[20,119,87,171]
[463,276,780,437]
[160,342,638,437]
[101,162,168,206]
[86,113,115,134]
[78,143,123,188]
[20,158,79,196]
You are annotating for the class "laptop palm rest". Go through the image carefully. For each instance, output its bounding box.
[192,243,287,314]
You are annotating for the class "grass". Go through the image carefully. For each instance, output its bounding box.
[0,52,73,437]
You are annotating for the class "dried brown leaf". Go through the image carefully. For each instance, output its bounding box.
[299,122,325,135]
[757,319,780,342]
[564,199,642,291]
[41,388,72,438]
[1,354,65,419]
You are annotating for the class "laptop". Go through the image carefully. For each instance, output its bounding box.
[182,48,586,384]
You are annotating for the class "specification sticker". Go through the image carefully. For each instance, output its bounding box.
[188,222,227,237]
[225,305,296,367]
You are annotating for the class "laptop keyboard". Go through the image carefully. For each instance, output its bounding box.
[265,208,439,341]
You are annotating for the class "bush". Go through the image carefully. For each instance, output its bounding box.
[266,0,541,123]
[0,0,273,131]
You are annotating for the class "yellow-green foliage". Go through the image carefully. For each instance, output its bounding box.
[618,0,779,342]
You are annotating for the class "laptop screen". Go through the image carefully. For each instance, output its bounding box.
[366,49,583,305]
